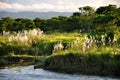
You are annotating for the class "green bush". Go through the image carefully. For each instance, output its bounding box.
[37,41,55,55]
[105,31,114,44]
[117,38,120,45]
[0,45,12,56]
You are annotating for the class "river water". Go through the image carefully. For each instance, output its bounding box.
[0,65,119,80]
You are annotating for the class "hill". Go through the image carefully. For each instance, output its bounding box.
[0,11,73,19]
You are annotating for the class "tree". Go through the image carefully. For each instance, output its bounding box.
[14,18,36,31]
[33,18,43,28]
[79,6,95,16]
[22,18,36,30]
[0,17,14,32]
[79,7,84,14]
[72,12,81,16]
[83,6,95,15]
[96,4,118,15]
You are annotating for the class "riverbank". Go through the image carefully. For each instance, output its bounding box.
[0,31,120,77]
[0,54,48,69]
[0,55,34,69]
[41,52,120,77]
[0,52,120,78]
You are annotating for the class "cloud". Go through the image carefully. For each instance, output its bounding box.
[0,2,76,11]
[0,2,12,10]
[100,0,120,7]
[90,0,120,8]
[0,0,120,12]
[26,3,54,10]
[0,2,55,11]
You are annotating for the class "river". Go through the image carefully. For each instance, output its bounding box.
[0,65,119,80]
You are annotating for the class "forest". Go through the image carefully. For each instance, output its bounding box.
[0,4,120,77]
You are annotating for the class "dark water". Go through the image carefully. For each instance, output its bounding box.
[0,65,119,80]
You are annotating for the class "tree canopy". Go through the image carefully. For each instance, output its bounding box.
[0,4,120,33]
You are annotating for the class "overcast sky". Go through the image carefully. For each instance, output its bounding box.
[0,0,120,12]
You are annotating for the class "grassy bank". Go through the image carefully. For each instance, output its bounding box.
[0,29,120,77]
[0,55,34,69]
[0,54,47,69]
[42,52,120,77]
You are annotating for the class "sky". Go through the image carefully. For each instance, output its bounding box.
[0,0,120,12]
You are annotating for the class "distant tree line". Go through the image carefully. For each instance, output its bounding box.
[0,4,120,33]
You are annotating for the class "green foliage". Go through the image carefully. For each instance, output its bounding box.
[0,45,11,56]
[37,41,54,55]
[43,52,120,76]
[72,12,81,16]
[0,28,44,56]
[117,38,120,45]
[0,5,119,33]
[96,4,118,15]
[105,31,114,44]
[79,6,95,16]
[0,18,36,32]
[0,17,14,32]
[43,52,82,72]
[0,4,120,77]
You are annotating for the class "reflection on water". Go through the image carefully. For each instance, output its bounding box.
[0,65,119,80]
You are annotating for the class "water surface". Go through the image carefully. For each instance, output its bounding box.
[0,65,119,80]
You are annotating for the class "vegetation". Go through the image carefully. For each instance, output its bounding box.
[0,5,119,33]
[43,52,120,77]
[0,4,120,77]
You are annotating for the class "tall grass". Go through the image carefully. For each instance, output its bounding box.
[1,30,120,76]
[1,30,120,56]
[0,28,44,56]
[40,32,120,77]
